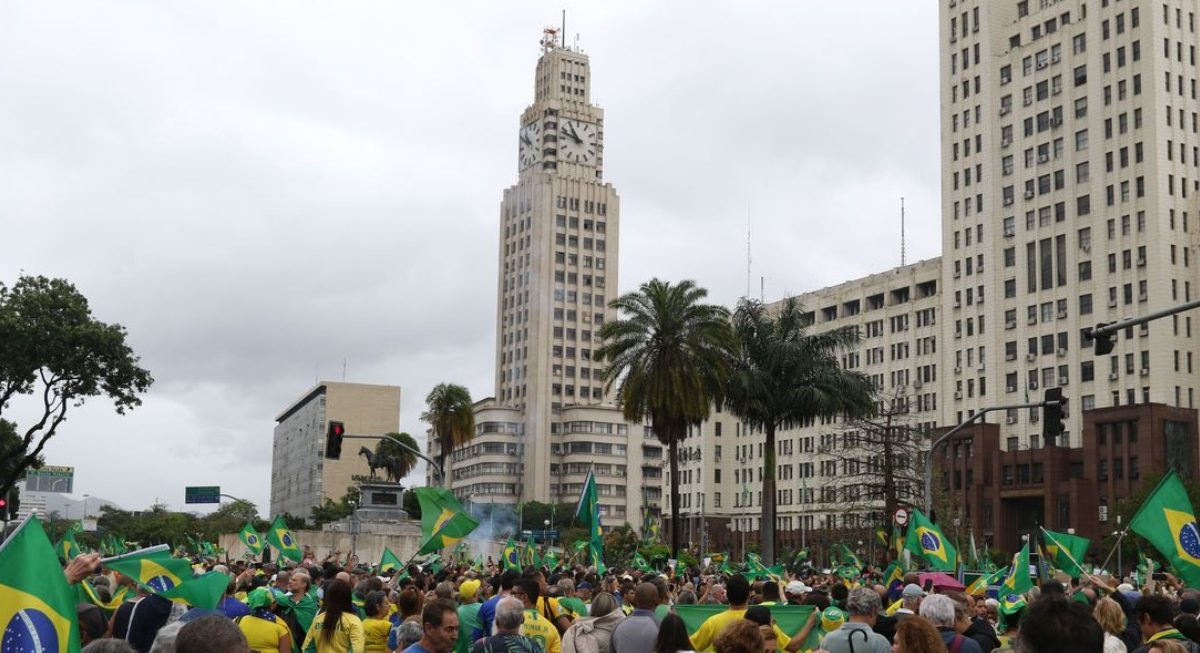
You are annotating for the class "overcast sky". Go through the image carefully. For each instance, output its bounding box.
[0,1,941,516]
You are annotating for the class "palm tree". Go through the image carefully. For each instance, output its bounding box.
[595,278,735,558]
[376,432,420,482]
[725,297,877,565]
[422,383,475,487]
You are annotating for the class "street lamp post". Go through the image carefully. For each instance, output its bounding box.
[82,494,90,520]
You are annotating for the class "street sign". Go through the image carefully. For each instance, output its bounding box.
[894,508,909,527]
[185,486,221,504]
[25,466,75,494]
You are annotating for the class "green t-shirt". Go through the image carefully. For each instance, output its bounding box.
[457,602,484,653]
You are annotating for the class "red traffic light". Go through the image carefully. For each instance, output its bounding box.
[331,423,345,436]
[0,498,7,508]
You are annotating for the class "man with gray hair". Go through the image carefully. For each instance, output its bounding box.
[819,587,891,653]
[919,594,983,653]
[473,597,540,653]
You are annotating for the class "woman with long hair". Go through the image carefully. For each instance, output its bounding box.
[1094,597,1128,653]
[894,617,946,653]
[362,590,392,653]
[652,614,695,653]
[562,592,624,653]
[302,579,365,653]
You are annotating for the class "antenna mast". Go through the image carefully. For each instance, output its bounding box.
[562,10,566,48]
[746,207,752,299]
[900,196,907,266]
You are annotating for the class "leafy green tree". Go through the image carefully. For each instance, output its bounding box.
[725,297,876,564]
[197,500,264,539]
[601,523,642,568]
[0,275,153,497]
[95,503,200,548]
[311,487,361,527]
[402,490,421,520]
[519,501,576,531]
[595,278,735,558]
[422,383,475,487]
[377,432,419,482]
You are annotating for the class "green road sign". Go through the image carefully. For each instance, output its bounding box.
[185,486,221,504]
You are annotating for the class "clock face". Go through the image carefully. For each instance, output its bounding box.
[519,123,540,168]
[558,119,597,164]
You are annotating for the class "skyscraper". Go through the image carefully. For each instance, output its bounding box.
[939,0,1200,447]
[433,29,661,527]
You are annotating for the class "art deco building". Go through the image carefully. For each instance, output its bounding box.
[431,30,661,525]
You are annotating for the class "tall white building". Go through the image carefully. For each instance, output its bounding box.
[940,0,1200,447]
[433,30,661,526]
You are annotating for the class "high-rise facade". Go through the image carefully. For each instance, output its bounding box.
[940,0,1200,448]
[434,30,661,525]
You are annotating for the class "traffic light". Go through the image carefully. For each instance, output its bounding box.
[1086,322,1116,355]
[325,421,345,459]
[1043,387,1067,440]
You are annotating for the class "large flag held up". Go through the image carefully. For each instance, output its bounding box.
[105,546,194,593]
[414,487,480,556]
[1042,528,1090,578]
[903,508,958,571]
[239,523,265,556]
[266,515,303,562]
[1129,470,1200,588]
[1000,542,1034,597]
[0,516,82,653]
[576,469,604,568]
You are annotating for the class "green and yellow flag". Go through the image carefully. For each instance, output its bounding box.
[502,537,521,570]
[56,526,82,563]
[966,566,1009,596]
[239,523,265,556]
[903,509,957,571]
[1,516,82,653]
[105,546,195,593]
[379,547,403,574]
[77,579,133,616]
[158,572,229,610]
[1042,529,1090,578]
[266,515,302,562]
[1001,543,1033,596]
[414,487,480,556]
[575,469,603,556]
[1130,470,1200,588]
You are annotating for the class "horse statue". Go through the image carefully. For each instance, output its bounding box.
[359,447,402,483]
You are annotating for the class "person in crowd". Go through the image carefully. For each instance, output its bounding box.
[919,594,982,653]
[651,614,695,653]
[78,603,109,647]
[784,581,809,606]
[820,587,892,653]
[403,600,461,653]
[712,620,763,653]
[238,587,293,653]
[563,591,624,653]
[303,579,366,653]
[393,621,426,653]
[1133,595,1200,653]
[951,593,999,653]
[455,580,484,653]
[150,622,185,653]
[688,575,807,653]
[362,591,393,653]
[84,641,138,653]
[1174,615,1200,645]
[892,616,945,653]
[176,614,251,653]
[124,591,176,652]
[1018,597,1103,653]
[515,578,563,653]
[478,571,519,638]
[610,583,659,653]
[221,577,252,619]
[895,585,923,622]
[1096,597,1131,653]
[278,571,319,651]
[473,597,541,653]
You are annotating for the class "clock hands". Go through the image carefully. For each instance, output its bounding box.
[562,124,583,144]
[520,134,533,147]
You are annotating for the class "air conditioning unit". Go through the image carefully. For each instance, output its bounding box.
[1007,385,1018,393]
[1004,226,1016,237]
[1037,60,1048,69]
[1109,372,1120,380]
[1057,347,1068,357]
[1051,117,1062,127]
[1038,153,1050,163]
[1006,352,1018,361]
[1059,376,1070,386]
[955,330,963,339]
[1140,368,1150,376]
[954,366,963,374]
[1028,316,1038,325]
[1027,352,1037,361]
[1004,197,1015,206]
[1024,97,1034,106]
[1000,106,1011,116]
[913,379,923,389]
[1140,324,1149,336]
[1025,190,1036,199]
[1137,256,1146,266]
[977,295,985,305]
[1052,84,1062,94]
[954,299,962,308]
[979,362,986,371]
[1002,137,1012,148]
[1082,243,1091,252]
[1058,309,1068,319]
[1139,291,1148,301]
[954,270,962,278]
[954,391,963,399]
[1006,319,1017,330]
[1006,415,1019,424]
[951,34,958,43]
[1108,298,1119,307]
[1030,380,1039,390]
[1030,411,1040,422]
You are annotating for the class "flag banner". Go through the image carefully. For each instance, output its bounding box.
[105,548,195,593]
[0,516,82,653]
[883,561,905,590]
[502,537,521,570]
[675,604,821,650]
[414,487,480,556]
[966,566,1009,596]
[831,543,863,569]
[379,547,403,574]
[1001,543,1033,596]
[903,508,958,571]
[56,527,82,563]
[266,516,303,562]
[158,572,229,610]
[1129,470,1200,588]
[77,579,133,616]
[892,524,907,557]
[543,550,559,569]
[1042,529,1090,578]
[239,523,265,556]
[576,469,603,553]
[875,528,889,548]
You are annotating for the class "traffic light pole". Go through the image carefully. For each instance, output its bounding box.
[343,433,444,485]
[923,400,1056,513]
[1086,297,1200,354]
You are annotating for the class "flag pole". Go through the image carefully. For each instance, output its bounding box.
[100,544,172,565]
[1095,528,1129,579]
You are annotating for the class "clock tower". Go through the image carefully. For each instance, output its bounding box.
[435,29,660,530]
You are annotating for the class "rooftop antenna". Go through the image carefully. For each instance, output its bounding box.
[746,206,752,299]
[900,196,907,267]
[342,357,347,382]
[562,10,566,48]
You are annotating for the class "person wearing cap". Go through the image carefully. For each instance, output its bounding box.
[895,584,924,622]
[687,575,812,653]
[455,580,484,653]
[820,587,892,653]
[784,581,809,606]
[238,587,293,653]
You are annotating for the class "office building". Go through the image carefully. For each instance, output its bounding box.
[271,381,400,519]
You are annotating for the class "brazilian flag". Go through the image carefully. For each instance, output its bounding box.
[158,572,229,610]
[903,509,957,571]
[267,515,303,562]
[1042,529,1090,578]
[966,566,1009,596]
[1001,543,1033,596]
[0,516,82,652]
[56,526,82,563]
[414,488,479,556]
[502,537,520,570]
[77,579,133,616]
[106,547,195,593]
[239,523,264,556]
[1130,470,1200,588]
[379,547,403,574]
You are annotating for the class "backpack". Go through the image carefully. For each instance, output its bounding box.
[948,634,966,653]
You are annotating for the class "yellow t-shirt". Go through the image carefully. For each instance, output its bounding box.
[536,596,567,620]
[689,609,790,653]
[301,612,366,653]
[239,614,290,653]
[521,609,563,653]
[362,617,391,653]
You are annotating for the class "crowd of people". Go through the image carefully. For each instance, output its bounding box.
[64,549,1200,653]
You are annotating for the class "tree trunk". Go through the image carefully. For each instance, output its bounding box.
[668,435,681,559]
[762,422,778,565]
[437,435,448,489]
